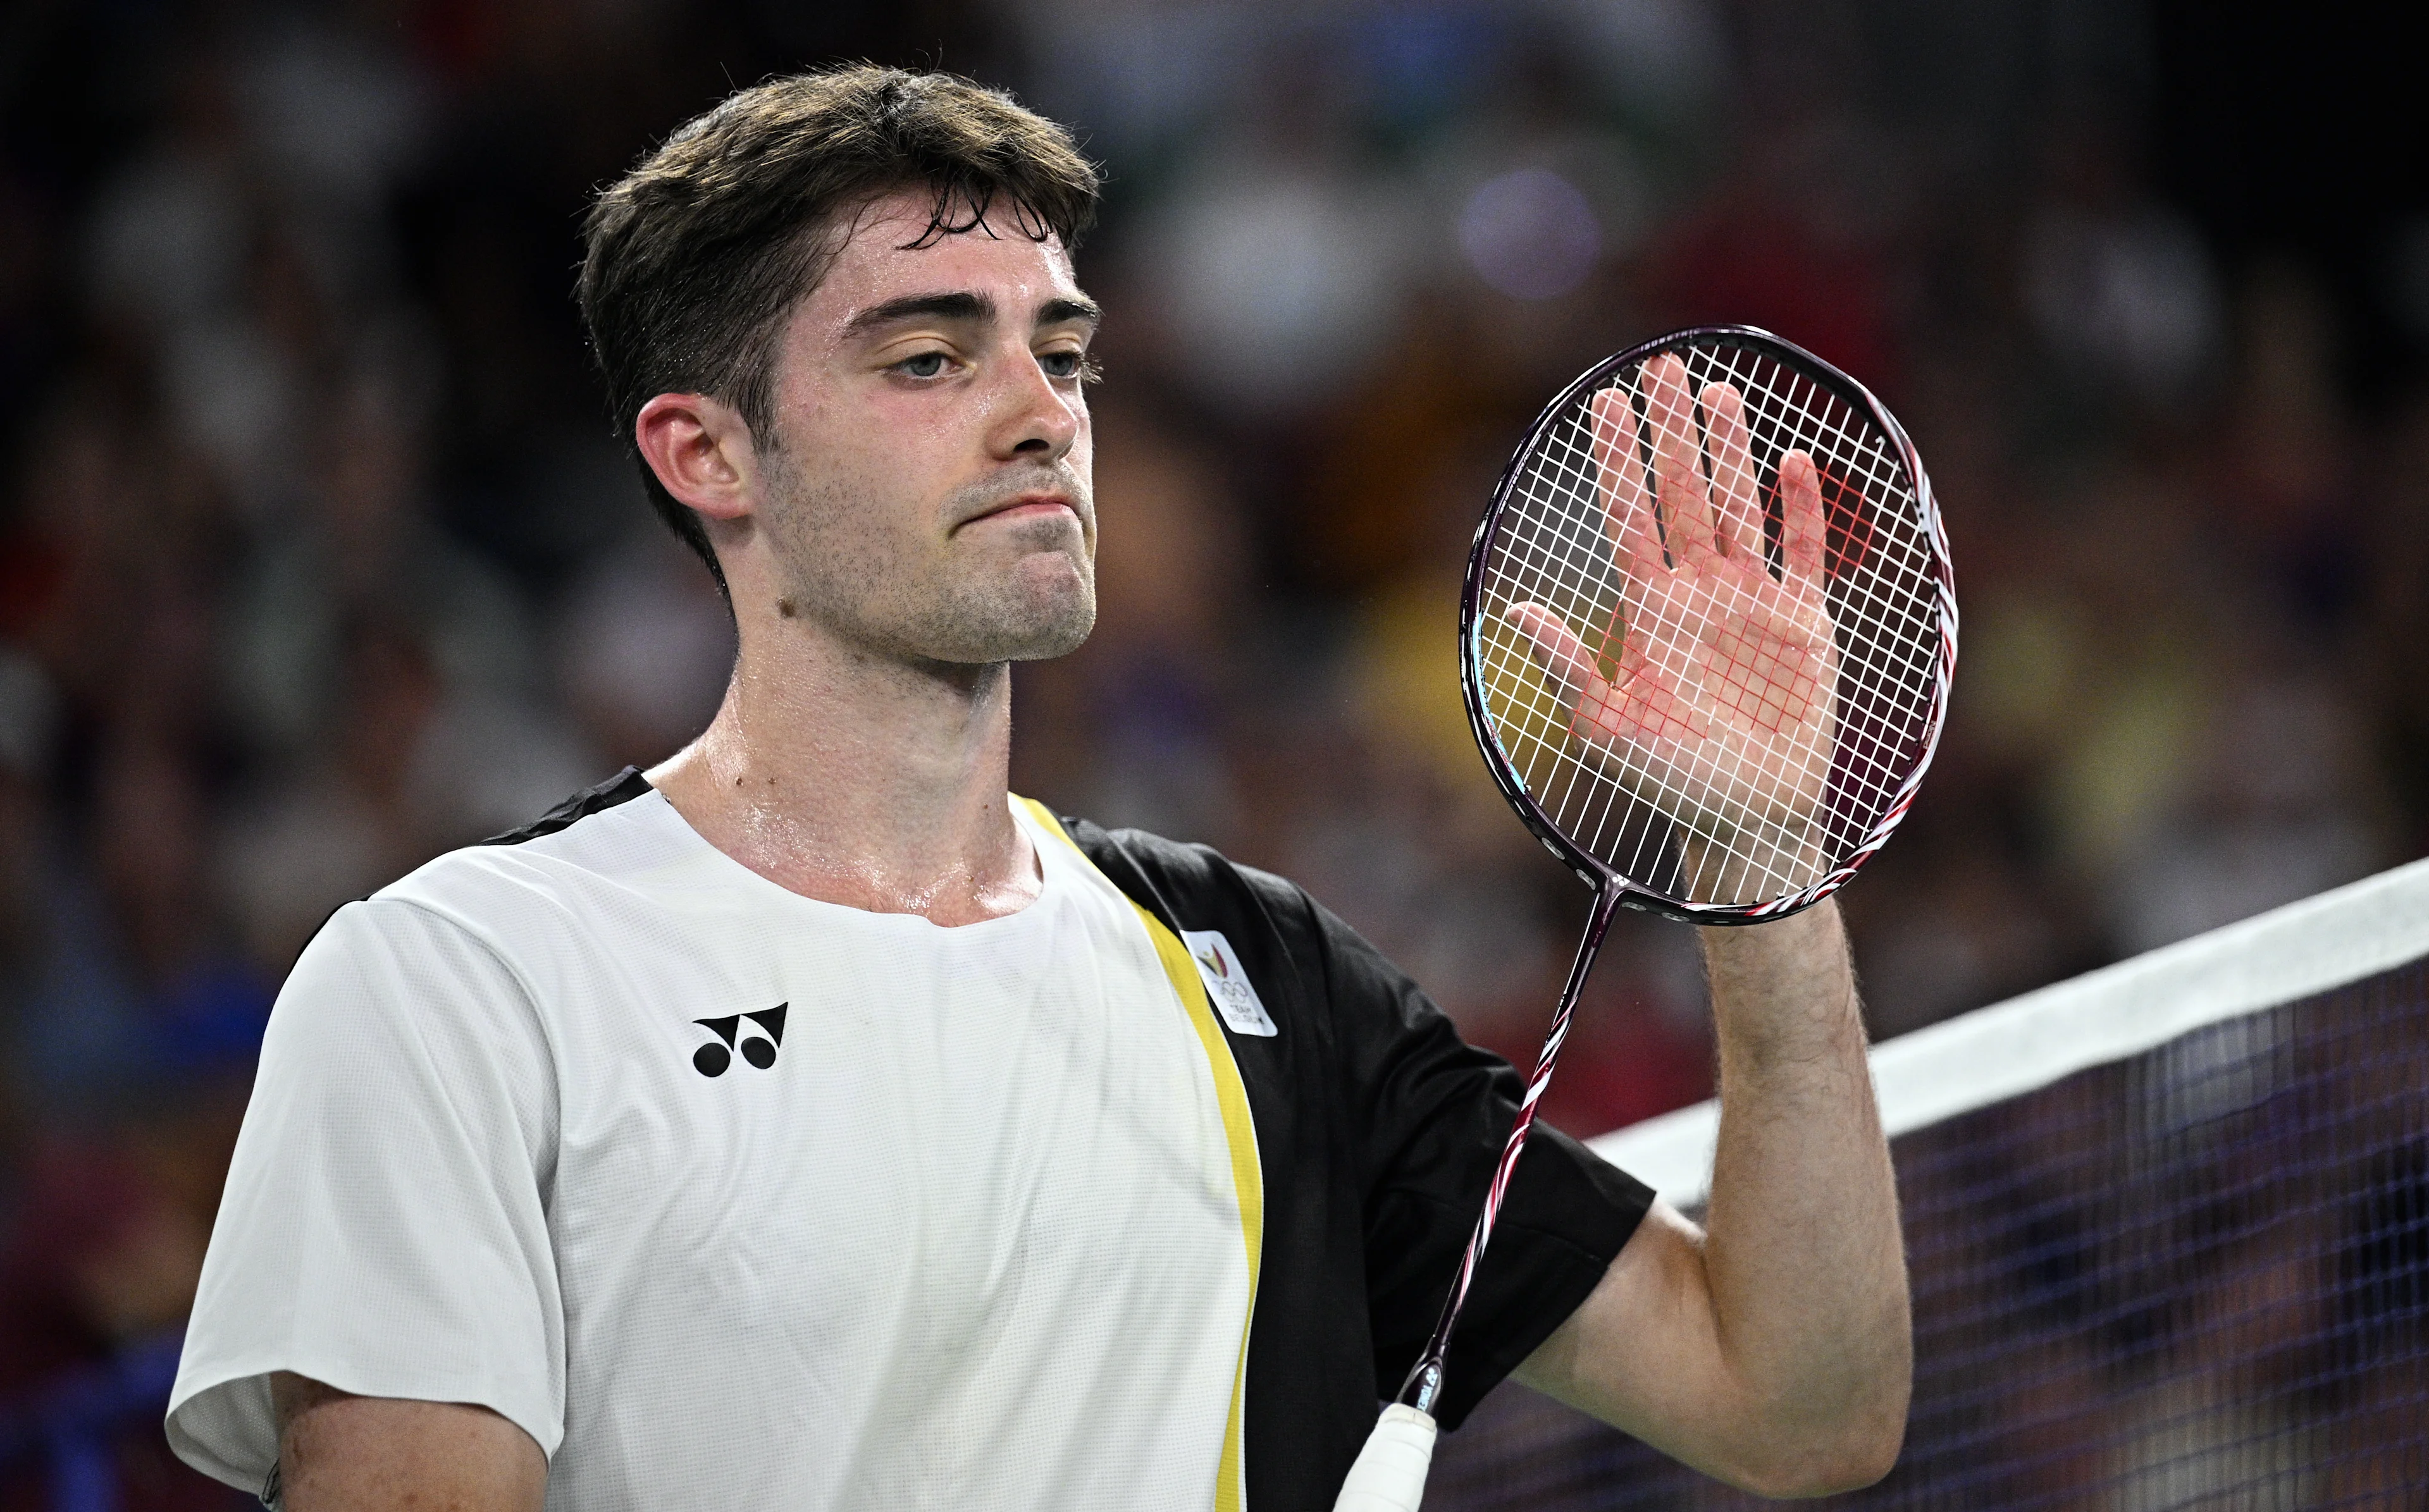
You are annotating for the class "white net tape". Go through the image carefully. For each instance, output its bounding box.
[1473,338,1945,907]
[1593,856,2429,1207]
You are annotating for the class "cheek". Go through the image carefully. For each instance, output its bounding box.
[781,403,931,522]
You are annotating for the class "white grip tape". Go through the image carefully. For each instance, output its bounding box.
[1331,1403,1439,1512]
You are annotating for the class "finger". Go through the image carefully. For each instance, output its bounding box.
[1507,602,1597,705]
[1699,381,1763,563]
[1511,602,1664,749]
[1586,388,1665,582]
[1640,355,1719,566]
[1778,450,1827,592]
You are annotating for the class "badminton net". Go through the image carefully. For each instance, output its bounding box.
[1430,858,2429,1509]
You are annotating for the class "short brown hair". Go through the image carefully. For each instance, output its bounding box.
[579,66,1101,585]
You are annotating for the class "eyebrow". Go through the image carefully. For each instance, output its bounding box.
[1038,295,1101,328]
[843,290,1101,339]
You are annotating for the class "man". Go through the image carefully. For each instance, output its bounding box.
[168,66,1908,1510]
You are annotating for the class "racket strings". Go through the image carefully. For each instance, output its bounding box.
[1474,340,1943,907]
[1483,446,1838,898]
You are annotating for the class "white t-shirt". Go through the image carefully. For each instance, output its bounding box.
[168,784,1261,1510]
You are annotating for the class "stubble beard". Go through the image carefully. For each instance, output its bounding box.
[760,448,1098,668]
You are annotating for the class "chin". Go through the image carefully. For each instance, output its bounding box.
[986,559,1096,661]
[1006,610,1094,661]
[912,584,1094,664]
[886,551,1095,664]
[996,584,1096,661]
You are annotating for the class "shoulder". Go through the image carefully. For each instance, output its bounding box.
[1040,811,1426,1040]
[278,768,678,998]
[257,784,677,1094]
[269,891,555,1086]
[1049,812,1320,942]
[478,765,658,848]
[371,767,669,925]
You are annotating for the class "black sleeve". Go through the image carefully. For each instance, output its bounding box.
[1315,894,1655,1429]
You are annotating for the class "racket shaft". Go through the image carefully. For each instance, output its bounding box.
[1400,885,1624,1406]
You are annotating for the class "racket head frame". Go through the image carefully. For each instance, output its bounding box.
[1457,324,1958,925]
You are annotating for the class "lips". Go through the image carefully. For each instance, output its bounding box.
[960,492,1077,528]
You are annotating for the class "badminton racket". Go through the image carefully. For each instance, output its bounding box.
[1333,325,1956,1509]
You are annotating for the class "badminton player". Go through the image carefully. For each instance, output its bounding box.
[166,66,1910,1511]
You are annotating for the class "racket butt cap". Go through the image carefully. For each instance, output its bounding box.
[1331,1403,1438,1511]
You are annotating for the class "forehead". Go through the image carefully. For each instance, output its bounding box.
[804,188,1081,323]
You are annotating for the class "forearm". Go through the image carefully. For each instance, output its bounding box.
[1698,899,1909,1454]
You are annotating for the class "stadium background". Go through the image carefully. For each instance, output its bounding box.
[1,0,2423,1504]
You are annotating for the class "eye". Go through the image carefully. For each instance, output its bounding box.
[894,351,950,379]
[1038,348,1098,382]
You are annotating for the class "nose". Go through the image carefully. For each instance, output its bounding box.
[986,347,1082,464]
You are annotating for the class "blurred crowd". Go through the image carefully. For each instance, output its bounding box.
[1,0,2424,1503]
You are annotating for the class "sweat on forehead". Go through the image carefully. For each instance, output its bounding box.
[810,187,1074,287]
[855,181,1065,254]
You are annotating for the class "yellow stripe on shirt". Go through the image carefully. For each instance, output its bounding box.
[1017,796,1264,1512]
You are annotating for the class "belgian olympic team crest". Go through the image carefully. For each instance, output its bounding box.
[1180,930,1278,1037]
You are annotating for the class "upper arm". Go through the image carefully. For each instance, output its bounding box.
[273,1374,547,1512]
[167,899,567,1491]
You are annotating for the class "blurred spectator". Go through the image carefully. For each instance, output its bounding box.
[2211,262,2365,629]
[1648,106,1908,386]
[1126,47,1414,419]
[11,734,270,1119]
[555,529,736,777]
[2104,660,2390,955]
[2021,119,2223,415]
[221,381,531,757]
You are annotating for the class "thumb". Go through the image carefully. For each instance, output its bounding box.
[1507,603,1597,704]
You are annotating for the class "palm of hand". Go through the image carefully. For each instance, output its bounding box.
[1511,354,1839,869]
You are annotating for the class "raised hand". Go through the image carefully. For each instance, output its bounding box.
[1509,353,1838,892]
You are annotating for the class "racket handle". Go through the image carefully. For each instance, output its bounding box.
[1332,1403,1438,1512]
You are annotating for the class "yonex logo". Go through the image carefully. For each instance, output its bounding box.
[693,1004,787,1078]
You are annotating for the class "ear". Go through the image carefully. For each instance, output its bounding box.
[634,393,759,522]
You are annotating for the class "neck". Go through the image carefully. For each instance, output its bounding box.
[647,614,1040,926]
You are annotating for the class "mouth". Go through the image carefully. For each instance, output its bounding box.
[959,491,1078,529]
